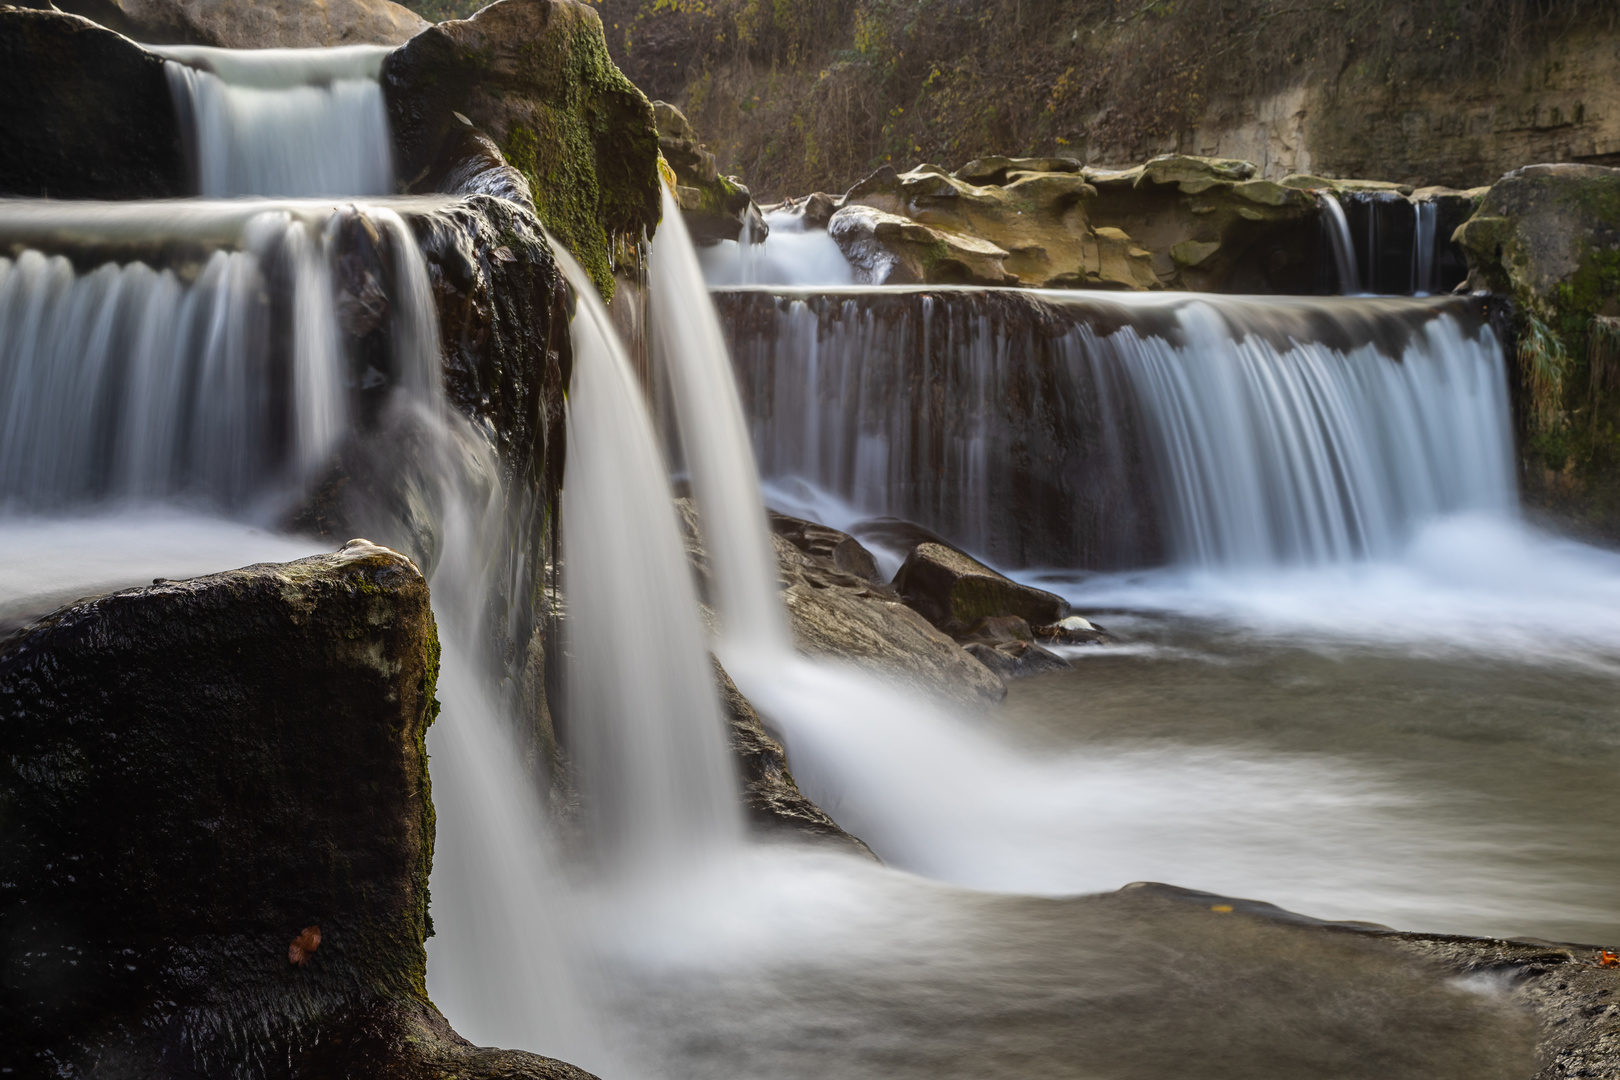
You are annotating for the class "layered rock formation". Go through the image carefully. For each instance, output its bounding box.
[654,99,766,244]
[1456,163,1620,542]
[49,0,428,47]
[0,542,591,1079]
[804,153,1470,292]
[384,0,662,299]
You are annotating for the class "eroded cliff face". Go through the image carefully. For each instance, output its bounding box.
[587,0,1619,200]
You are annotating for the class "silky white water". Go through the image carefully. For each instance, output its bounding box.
[156,45,394,197]
[1320,192,1360,294]
[697,206,855,287]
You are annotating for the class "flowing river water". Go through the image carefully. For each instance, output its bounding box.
[0,39,1609,1080]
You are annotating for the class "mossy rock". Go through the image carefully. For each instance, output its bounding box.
[383,0,661,299]
[1456,163,1620,539]
[654,99,766,244]
[0,7,186,198]
[893,541,1068,637]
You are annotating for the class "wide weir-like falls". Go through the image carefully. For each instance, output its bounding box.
[2,9,1619,1080]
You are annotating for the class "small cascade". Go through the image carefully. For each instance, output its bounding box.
[716,288,1513,570]
[1412,199,1438,295]
[1320,193,1360,294]
[554,239,743,868]
[155,45,394,197]
[652,184,792,652]
[0,204,351,511]
[697,206,856,288]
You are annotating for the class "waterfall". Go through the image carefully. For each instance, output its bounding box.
[0,205,349,511]
[1320,193,1360,295]
[555,238,744,867]
[155,45,394,197]
[1413,200,1438,296]
[651,184,793,653]
[716,288,1513,570]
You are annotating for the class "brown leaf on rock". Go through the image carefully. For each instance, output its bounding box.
[289,925,322,966]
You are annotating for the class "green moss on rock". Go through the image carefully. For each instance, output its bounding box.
[383,0,661,299]
[1457,164,1620,539]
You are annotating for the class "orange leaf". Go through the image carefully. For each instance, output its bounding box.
[289,925,322,966]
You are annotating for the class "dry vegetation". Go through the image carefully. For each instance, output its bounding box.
[543,0,1611,198]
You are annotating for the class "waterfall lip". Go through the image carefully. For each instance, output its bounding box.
[711,284,1496,355]
[0,196,459,255]
[148,44,393,86]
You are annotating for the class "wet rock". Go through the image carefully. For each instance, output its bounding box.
[957,614,1071,677]
[962,639,1071,679]
[828,202,1017,286]
[893,540,1069,637]
[770,511,882,585]
[383,0,661,300]
[654,99,766,245]
[675,501,1005,709]
[0,7,186,199]
[713,657,875,857]
[1034,613,1111,646]
[52,0,427,47]
[775,531,1007,707]
[1456,164,1620,543]
[0,542,589,1077]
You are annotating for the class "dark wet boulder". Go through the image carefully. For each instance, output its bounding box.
[383,0,661,299]
[51,0,428,47]
[653,99,766,245]
[894,540,1069,637]
[958,614,1072,679]
[0,7,186,199]
[0,541,593,1078]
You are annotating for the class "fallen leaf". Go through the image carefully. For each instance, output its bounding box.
[1598,949,1619,968]
[289,925,322,966]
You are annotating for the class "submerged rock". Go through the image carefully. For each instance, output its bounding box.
[383,0,661,300]
[0,542,592,1078]
[654,99,766,245]
[893,540,1069,637]
[0,7,186,199]
[51,0,428,47]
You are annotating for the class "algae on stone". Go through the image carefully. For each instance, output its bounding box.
[384,0,661,299]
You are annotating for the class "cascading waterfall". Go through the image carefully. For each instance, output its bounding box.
[717,288,1512,570]
[0,203,348,510]
[1320,193,1360,294]
[554,236,744,868]
[1412,199,1438,295]
[156,45,395,197]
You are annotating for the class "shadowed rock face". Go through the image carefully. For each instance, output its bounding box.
[49,0,428,47]
[0,541,600,1078]
[1456,164,1620,544]
[383,0,661,299]
[0,8,186,199]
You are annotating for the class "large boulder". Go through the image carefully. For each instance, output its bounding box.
[0,541,592,1078]
[383,0,661,300]
[893,540,1069,637]
[653,99,766,245]
[51,0,428,47]
[1455,164,1620,541]
[0,7,186,199]
[828,201,1017,286]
